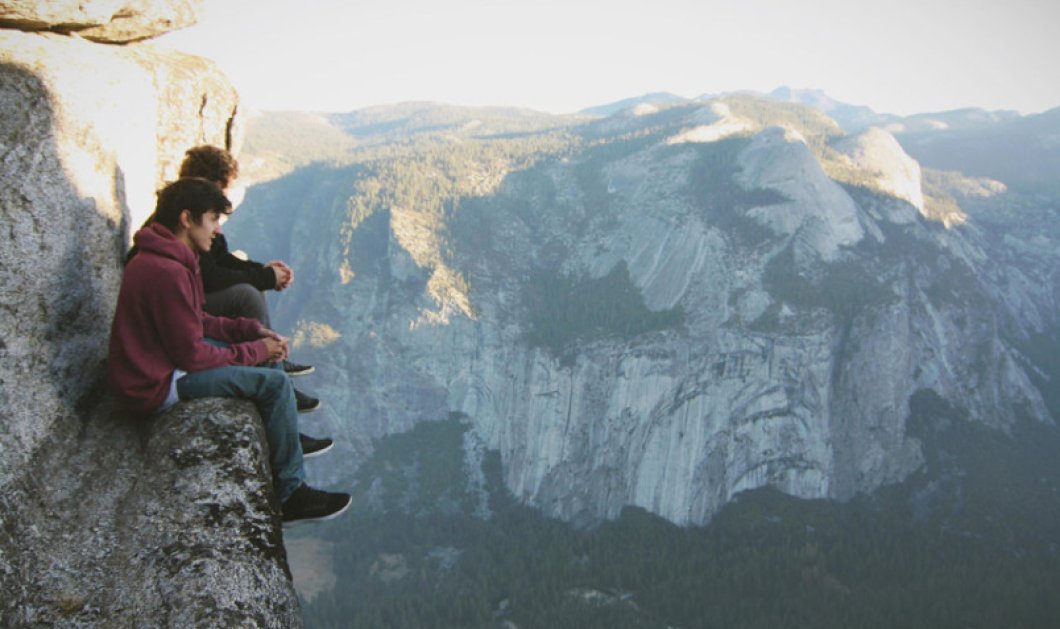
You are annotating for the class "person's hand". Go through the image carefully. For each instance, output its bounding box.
[257,327,283,341]
[261,336,287,362]
[266,260,294,291]
[274,261,294,289]
[258,328,289,361]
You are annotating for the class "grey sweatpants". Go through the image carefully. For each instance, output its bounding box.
[203,283,271,328]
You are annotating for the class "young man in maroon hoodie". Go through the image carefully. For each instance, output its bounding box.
[178,145,320,414]
[108,177,350,525]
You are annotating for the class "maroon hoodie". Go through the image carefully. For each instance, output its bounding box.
[108,223,270,413]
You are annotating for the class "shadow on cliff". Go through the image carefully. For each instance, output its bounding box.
[47,169,130,415]
[0,63,130,439]
[0,62,130,623]
[1,64,299,627]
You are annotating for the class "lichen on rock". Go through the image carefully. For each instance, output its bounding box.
[0,398,301,627]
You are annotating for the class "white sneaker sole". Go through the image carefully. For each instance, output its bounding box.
[303,442,333,458]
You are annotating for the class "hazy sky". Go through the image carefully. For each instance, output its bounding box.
[159,0,1060,116]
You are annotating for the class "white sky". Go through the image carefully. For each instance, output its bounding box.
[158,0,1060,116]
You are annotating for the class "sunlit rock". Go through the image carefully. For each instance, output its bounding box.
[0,0,202,42]
[667,102,752,145]
[834,126,925,212]
[0,22,294,626]
[0,29,238,488]
[737,126,865,260]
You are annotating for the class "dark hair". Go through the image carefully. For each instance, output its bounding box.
[178,145,239,186]
[152,178,232,232]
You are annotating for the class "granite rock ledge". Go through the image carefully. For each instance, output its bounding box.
[0,397,302,627]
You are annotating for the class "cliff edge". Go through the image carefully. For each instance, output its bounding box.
[0,3,301,625]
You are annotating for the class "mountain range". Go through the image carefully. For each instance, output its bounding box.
[222,88,1060,625]
[14,4,1050,620]
[229,91,1058,523]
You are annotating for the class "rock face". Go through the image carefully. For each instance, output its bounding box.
[0,23,297,627]
[736,125,865,260]
[0,28,239,490]
[833,127,924,212]
[0,0,202,42]
[230,100,1057,528]
[0,399,300,627]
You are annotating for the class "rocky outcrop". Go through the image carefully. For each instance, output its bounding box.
[737,125,865,260]
[1,19,296,627]
[0,399,300,627]
[0,28,239,490]
[666,102,752,145]
[833,127,924,212]
[0,0,202,43]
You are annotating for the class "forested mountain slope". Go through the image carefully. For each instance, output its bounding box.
[230,96,1058,527]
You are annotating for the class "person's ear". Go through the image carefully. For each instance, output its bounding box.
[178,209,193,230]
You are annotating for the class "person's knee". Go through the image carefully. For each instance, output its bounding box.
[228,282,263,306]
[228,283,269,324]
[260,369,291,394]
[242,368,292,409]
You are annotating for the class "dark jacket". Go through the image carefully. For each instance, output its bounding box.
[108,223,269,413]
[201,233,277,292]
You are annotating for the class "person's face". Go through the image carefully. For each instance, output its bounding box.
[185,210,222,253]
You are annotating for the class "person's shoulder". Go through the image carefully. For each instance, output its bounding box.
[126,249,190,284]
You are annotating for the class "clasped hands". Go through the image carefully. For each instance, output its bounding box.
[258,327,289,362]
[265,260,294,291]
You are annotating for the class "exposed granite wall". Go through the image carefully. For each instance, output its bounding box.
[0,5,299,626]
[0,399,301,626]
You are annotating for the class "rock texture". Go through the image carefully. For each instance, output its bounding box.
[0,29,239,490]
[0,0,202,43]
[833,127,924,212]
[737,125,865,260]
[1,23,297,628]
[0,399,300,627]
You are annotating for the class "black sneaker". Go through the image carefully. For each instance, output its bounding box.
[295,389,320,413]
[282,483,352,525]
[284,360,315,377]
[300,434,333,458]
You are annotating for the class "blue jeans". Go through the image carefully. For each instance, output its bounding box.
[176,341,304,503]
